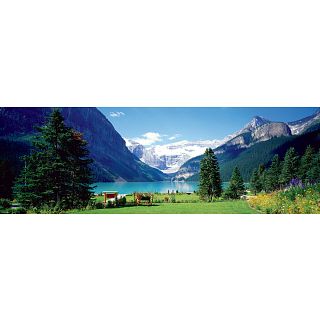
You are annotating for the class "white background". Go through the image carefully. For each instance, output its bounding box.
[1,0,320,319]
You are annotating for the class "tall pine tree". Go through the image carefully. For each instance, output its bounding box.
[250,164,265,194]
[280,147,300,186]
[308,148,320,183]
[250,169,261,195]
[199,148,222,201]
[265,154,282,191]
[225,167,245,199]
[14,109,93,210]
[299,145,315,184]
[258,164,266,191]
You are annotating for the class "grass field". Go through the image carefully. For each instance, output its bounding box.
[69,200,258,214]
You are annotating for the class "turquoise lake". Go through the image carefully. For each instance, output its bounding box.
[93,181,231,194]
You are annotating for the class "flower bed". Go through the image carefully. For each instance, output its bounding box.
[248,184,320,214]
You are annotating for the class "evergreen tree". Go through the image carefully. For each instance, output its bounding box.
[258,164,266,191]
[265,154,282,191]
[14,109,93,210]
[280,147,300,186]
[250,169,261,195]
[64,131,94,208]
[0,160,15,199]
[249,164,266,194]
[224,167,245,199]
[199,148,222,201]
[299,145,315,184]
[308,148,320,183]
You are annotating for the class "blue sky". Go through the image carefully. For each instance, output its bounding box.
[99,107,319,145]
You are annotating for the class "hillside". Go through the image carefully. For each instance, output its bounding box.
[0,107,167,182]
[182,127,320,182]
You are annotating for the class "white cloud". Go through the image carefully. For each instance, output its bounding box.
[168,134,182,141]
[133,132,163,146]
[109,111,125,118]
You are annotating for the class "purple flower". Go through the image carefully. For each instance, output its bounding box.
[289,178,304,188]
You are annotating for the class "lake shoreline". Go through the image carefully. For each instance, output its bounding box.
[92,181,241,195]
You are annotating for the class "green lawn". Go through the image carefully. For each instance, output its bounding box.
[69,200,258,214]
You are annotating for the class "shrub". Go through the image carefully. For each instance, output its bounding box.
[85,199,97,210]
[0,198,11,209]
[95,202,105,209]
[118,197,126,206]
[28,204,65,214]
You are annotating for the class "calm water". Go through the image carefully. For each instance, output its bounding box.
[93,181,231,194]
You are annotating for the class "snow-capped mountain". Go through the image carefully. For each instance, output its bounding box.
[126,116,291,174]
[126,109,320,175]
[126,139,226,174]
[126,116,277,174]
[288,108,320,134]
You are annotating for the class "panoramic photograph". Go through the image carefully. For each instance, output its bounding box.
[1,107,320,214]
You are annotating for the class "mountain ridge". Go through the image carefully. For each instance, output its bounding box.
[172,109,320,181]
[0,107,167,182]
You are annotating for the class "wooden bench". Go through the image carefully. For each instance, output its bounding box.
[134,193,153,206]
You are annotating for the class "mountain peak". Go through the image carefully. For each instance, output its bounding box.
[245,116,270,130]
